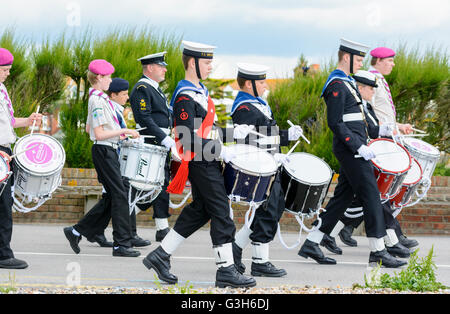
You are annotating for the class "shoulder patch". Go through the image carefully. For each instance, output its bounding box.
[176,96,190,103]
[180,109,189,121]
[137,85,147,89]
[238,105,250,111]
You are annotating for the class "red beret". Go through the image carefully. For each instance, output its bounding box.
[0,48,14,66]
[370,47,396,59]
[88,59,115,76]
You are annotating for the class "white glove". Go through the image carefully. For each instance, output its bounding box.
[357,145,376,161]
[274,153,290,166]
[161,136,176,149]
[220,146,237,163]
[379,123,395,137]
[288,125,303,141]
[233,124,255,140]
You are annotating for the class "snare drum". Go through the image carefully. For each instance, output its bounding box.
[280,153,333,215]
[119,140,168,191]
[390,157,423,209]
[368,138,412,200]
[0,151,11,196]
[402,137,440,186]
[223,144,278,205]
[13,134,65,200]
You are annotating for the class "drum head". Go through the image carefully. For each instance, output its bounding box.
[284,152,332,185]
[227,144,278,176]
[403,137,440,157]
[0,156,9,182]
[14,134,66,175]
[369,139,411,173]
[403,158,422,185]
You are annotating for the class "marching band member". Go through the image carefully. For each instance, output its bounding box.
[230,63,303,277]
[0,48,42,269]
[130,51,174,243]
[142,41,256,288]
[338,47,419,251]
[64,60,141,257]
[83,78,150,248]
[297,39,406,268]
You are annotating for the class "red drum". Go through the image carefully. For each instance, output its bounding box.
[390,157,423,209]
[368,138,412,200]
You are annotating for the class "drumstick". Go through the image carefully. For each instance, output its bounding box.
[10,144,40,159]
[286,140,301,157]
[354,151,405,159]
[287,120,310,144]
[401,133,429,137]
[412,127,426,134]
[30,105,40,136]
[233,124,268,138]
[135,127,147,132]
[234,147,277,156]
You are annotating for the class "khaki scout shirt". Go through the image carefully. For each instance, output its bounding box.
[369,66,396,125]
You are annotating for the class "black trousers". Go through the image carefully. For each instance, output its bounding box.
[318,148,386,239]
[136,156,171,219]
[249,173,285,244]
[173,161,236,246]
[0,146,14,260]
[74,144,133,248]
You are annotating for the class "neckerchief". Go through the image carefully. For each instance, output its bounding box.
[321,69,356,97]
[0,84,15,127]
[169,80,209,113]
[230,91,272,119]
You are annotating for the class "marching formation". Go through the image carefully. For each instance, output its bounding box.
[0,38,441,288]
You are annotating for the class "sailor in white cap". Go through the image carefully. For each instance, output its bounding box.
[230,62,303,277]
[129,51,173,243]
[143,41,256,288]
[298,39,406,268]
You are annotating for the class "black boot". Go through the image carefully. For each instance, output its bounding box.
[155,228,170,242]
[143,246,178,284]
[339,225,358,247]
[64,227,82,254]
[113,246,141,257]
[215,264,256,288]
[232,242,246,274]
[320,234,343,255]
[298,239,336,265]
[386,242,411,258]
[369,249,407,268]
[251,262,287,277]
[87,234,113,248]
[398,235,419,249]
[131,235,151,247]
[0,258,28,269]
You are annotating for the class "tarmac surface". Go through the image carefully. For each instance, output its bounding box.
[1,224,449,291]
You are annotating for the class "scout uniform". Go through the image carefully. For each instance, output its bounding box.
[0,48,28,269]
[297,39,406,268]
[142,41,256,288]
[230,63,303,277]
[130,52,173,242]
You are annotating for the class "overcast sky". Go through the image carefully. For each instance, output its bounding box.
[2,0,449,78]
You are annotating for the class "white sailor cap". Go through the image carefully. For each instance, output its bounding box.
[354,70,378,87]
[138,51,168,66]
[237,63,269,80]
[182,40,216,59]
[339,38,370,57]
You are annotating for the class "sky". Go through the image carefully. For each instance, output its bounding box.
[2,0,449,78]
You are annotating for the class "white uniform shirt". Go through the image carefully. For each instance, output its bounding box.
[369,66,396,125]
[87,89,122,144]
[0,83,17,146]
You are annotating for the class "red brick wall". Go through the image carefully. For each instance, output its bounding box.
[12,169,450,236]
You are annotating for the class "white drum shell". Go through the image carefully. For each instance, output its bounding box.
[403,138,440,183]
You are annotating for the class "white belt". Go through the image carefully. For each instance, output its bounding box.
[94,141,119,149]
[255,135,280,145]
[194,129,220,140]
[343,113,364,122]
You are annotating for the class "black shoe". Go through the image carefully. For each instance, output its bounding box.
[155,228,170,242]
[143,246,178,284]
[339,225,358,247]
[87,234,113,248]
[320,234,343,255]
[113,246,141,257]
[398,235,419,249]
[215,264,257,288]
[131,235,151,248]
[232,242,246,274]
[0,258,28,269]
[369,249,407,268]
[386,243,411,258]
[251,262,287,277]
[298,239,336,265]
[64,227,82,254]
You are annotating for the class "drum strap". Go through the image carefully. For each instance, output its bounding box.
[167,95,216,194]
[343,82,370,140]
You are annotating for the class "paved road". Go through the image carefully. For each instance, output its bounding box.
[1,224,449,290]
